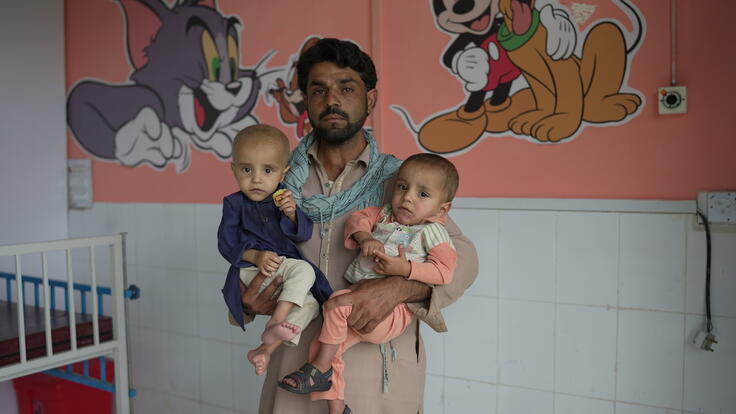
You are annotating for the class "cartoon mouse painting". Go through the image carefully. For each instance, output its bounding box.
[267,37,321,139]
[67,0,269,172]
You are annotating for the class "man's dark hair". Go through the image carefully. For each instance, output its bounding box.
[297,38,377,94]
[402,153,460,202]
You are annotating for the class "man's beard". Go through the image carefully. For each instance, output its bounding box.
[311,105,367,146]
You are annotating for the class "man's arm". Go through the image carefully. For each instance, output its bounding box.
[324,276,431,334]
[407,217,478,332]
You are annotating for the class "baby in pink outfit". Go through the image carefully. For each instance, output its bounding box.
[279,153,460,414]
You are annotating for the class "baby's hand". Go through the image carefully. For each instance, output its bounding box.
[253,250,282,276]
[373,245,411,278]
[274,189,296,222]
[359,238,385,257]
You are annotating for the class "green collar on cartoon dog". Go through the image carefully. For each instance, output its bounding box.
[498,8,540,51]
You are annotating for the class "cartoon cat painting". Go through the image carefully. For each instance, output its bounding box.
[67,0,268,172]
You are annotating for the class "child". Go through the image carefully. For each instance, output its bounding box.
[279,153,459,414]
[218,124,332,375]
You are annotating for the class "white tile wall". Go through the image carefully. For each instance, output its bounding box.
[683,316,736,414]
[555,394,615,414]
[68,203,736,413]
[231,343,266,414]
[617,310,684,409]
[199,338,235,409]
[555,304,617,399]
[423,374,444,414]
[686,224,736,318]
[556,212,619,307]
[450,208,498,298]
[445,378,497,414]
[499,300,555,390]
[195,204,228,274]
[615,402,682,414]
[498,386,553,414]
[420,323,445,376]
[498,211,556,302]
[619,214,687,312]
[198,271,233,343]
[135,203,197,269]
[444,296,497,382]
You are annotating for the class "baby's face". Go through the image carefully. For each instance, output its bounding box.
[231,139,289,202]
[390,162,450,226]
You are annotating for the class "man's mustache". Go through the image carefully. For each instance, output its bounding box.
[319,106,349,120]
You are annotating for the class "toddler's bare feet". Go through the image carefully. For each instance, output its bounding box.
[262,321,301,345]
[247,346,270,376]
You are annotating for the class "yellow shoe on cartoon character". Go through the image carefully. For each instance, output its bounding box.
[417,88,537,153]
[418,105,486,154]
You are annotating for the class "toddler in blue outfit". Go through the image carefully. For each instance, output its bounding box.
[218,124,331,375]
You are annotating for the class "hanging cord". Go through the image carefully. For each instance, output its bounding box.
[695,210,713,332]
[671,0,677,85]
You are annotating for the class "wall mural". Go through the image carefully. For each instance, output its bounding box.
[393,0,644,154]
[67,0,274,173]
[266,37,322,140]
[66,0,645,175]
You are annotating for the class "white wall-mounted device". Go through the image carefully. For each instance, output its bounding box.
[68,158,93,209]
[697,191,736,224]
[658,86,687,115]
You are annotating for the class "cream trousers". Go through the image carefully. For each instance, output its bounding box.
[239,257,319,346]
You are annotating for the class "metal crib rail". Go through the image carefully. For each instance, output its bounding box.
[0,234,132,414]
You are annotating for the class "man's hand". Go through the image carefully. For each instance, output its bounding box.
[373,245,411,277]
[239,272,282,315]
[275,189,297,222]
[324,276,430,334]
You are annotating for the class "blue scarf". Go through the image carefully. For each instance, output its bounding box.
[283,129,401,228]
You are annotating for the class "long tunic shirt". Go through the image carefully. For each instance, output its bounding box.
[248,142,478,414]
[218,190,332,327]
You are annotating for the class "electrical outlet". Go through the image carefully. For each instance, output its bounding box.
[658,86,687,115]
[697,191,736,224]
[707,192,736,224]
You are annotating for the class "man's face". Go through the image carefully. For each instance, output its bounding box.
[304,61,377,145]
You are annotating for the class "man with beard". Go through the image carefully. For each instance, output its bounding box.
[234,38,478,414]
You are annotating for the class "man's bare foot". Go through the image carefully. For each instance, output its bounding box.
[247,346,271,376]
[262,321,301,345]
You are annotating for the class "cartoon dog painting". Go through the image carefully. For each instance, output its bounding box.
[395,0,643,154]
[498,0,642,141]
[67,0,271,172]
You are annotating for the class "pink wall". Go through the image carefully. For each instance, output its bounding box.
[66,0,736,203]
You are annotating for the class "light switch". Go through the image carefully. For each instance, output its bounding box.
[68,158,93,209]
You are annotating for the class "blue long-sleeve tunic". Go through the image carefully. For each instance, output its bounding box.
[218,189,332,328]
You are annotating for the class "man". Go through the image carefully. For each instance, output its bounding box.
[237,38,478,414]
